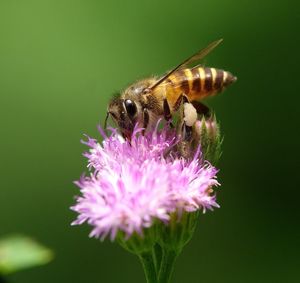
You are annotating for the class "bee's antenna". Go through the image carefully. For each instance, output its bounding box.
[104,111,110,129]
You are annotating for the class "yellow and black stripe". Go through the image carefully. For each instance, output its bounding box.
[167,67,236,101]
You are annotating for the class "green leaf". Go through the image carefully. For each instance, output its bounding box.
[0,234,53,275]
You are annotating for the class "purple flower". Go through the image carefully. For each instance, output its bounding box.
[71,125,220,240]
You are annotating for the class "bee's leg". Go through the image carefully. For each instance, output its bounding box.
[181,120,193,141]
[163,98,174,127]
[178,124,194,158]
[142,108,149,135]
[177,95,207,158]
[179,95,194,140]
[191,101,211,117]
[174,94,195,158]
[174,95,210,117]
[173,94,184,112]
[181,95,198,129]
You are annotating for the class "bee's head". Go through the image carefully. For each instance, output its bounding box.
[106,98,138,139]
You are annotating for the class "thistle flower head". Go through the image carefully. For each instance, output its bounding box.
[71,124,220,240]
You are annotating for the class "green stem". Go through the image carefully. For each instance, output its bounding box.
[153,244,162,275]
[138,251,157,283]
[158,249,178,283]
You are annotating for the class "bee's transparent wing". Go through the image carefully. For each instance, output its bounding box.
[149,39,223,91]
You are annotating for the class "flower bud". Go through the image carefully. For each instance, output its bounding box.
[194,114,222,164]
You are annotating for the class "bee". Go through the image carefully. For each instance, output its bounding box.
[105,39,236,140]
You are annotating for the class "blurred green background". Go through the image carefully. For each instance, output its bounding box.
[0,0,299,282]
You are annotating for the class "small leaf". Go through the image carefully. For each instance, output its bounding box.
[0,234,53,275]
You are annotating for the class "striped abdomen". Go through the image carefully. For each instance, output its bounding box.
[165,67,236,103]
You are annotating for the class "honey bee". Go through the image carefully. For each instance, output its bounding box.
[106,39,236,140]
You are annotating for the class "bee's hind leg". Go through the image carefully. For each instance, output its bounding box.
[178,117,194,159]
[181,120,193,141]
[175,94,198,158]
[191,101,211,117]
[181,95,198,134]
[174,94,211,117]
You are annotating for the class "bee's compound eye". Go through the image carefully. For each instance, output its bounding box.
[124,99,137,117]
